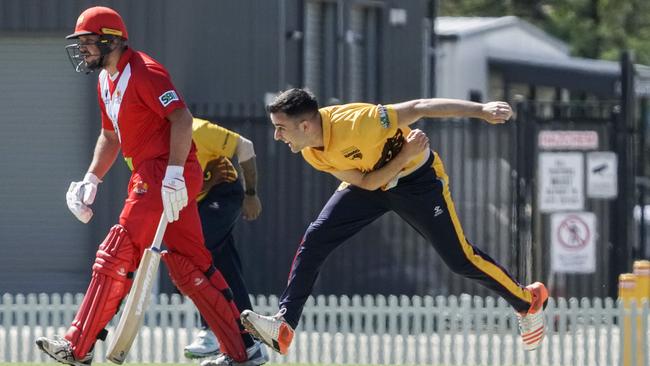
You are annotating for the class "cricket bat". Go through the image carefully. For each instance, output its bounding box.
[106,214,168,364]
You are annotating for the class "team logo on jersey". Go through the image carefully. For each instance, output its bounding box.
[133,180,148,195]
[342,146,363,160]
[373,129,404,170]
[378,104,391,129]
[159,90,179,107]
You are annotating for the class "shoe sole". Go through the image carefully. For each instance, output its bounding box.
[35,339,89,366]
[184,349,221,359]
[240,313,282,354]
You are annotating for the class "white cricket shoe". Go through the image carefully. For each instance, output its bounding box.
[35,335,93,366]
[240,308,294,355]
[200,340,269,366]
[185,329,221,359]
[517,282,549,351]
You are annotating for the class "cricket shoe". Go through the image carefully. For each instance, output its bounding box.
[184,329,221,359]
[200,340,269,366]
[35,335,93,366]
[240,308,293,355]
[517,282,549,351]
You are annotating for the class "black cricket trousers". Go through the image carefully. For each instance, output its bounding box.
[198,179,253,328]
[279,151,532,328]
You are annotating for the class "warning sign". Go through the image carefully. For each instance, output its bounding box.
[586,151,618,199]
[550,212,596,273]
[538,152,584,213]
[538,130,599,150]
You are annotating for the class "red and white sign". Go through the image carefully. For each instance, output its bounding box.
[538,130,599,150]
[550,212,596,273]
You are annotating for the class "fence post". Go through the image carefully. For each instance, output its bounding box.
[619,273,643,366]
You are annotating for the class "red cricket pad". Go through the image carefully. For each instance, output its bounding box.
[65,225,136,359]
[162,251,247,362]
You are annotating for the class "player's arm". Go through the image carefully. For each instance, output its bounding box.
[66,128,120,223]
[87,128,120,179]
[160,107,193,222]
[330,129,429,191]
[393,99,513,128]
[167,107,194,166]
[235,135,262,220]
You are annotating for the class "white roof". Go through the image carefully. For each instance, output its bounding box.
[435,16,569,53]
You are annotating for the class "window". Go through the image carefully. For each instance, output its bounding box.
[304,1,340,103]
[348,5,381,102]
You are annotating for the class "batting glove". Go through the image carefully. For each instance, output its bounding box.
[162,165,188,222]
[66,172,101,223]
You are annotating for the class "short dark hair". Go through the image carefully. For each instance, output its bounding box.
[267,88,319,117]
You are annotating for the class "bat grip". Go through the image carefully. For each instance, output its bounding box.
[150,214,168,251]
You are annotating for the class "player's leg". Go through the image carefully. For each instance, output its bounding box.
[164,161,258,364]
[36,226,138,365]
[241,184,389,354]
[390,152,547,350]
[186,181,251,359]
[202,181,253,312]
[35,167,154,365]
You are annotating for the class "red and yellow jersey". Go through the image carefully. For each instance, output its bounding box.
[97,47,196,170]
[192,118,240,200]
[301,103,428,189]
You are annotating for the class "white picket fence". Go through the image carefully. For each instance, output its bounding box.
[1,293,648,366]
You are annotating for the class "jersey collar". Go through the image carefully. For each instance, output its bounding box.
[318,109,332,151]
[115,47,133,74]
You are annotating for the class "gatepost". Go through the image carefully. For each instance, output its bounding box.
[632,260,650,365]
[619,272,644,366]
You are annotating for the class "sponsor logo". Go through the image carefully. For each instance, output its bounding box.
[378,104,390,129]
[117,267,127,277]
[135,259,157,316]
[193,277,204,286]
[434,206,444,217]
[342,146,363,160]
[158,90,179,107]
[208,202,220,210]
[101,27,123,37]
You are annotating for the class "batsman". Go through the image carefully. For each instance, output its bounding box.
[35,6,257,366]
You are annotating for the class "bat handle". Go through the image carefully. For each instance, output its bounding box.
[150,213,168,251]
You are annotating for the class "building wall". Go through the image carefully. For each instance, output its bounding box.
[0,0,432,295]
[435,23,570,100]
[436,36,488,100]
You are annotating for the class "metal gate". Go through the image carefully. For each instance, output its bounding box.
[512,101,632,299]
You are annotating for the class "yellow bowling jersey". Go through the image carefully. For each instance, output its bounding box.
[301,103,429,189]
[192,118,240,200]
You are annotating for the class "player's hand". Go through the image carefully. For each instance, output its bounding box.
[481,101,512,124]
[66,173,101,223]
[401,129,430,159]
[161,165,188,222]
[242,193,262,221]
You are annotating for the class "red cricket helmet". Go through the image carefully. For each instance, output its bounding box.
[66,6,128,40]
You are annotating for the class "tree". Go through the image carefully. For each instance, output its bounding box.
[438,0,650,65]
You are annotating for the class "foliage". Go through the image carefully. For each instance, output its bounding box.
[438,0,650,64]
